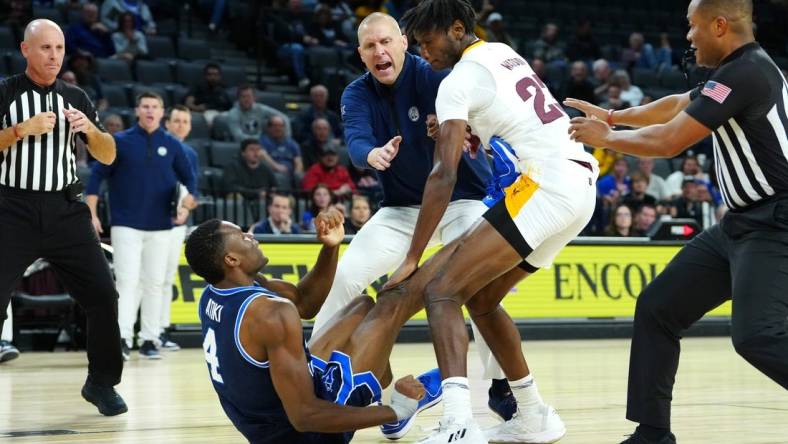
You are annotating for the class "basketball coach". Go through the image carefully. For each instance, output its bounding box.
[0,19,126,416]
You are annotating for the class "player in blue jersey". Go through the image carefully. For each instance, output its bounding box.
[186,209,440,443]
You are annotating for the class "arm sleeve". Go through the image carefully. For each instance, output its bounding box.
[435,62,496,123]
[685,62,767,130]
[76,89,104,143]
[341,84,377,169]
[224,109,245,141]
[172,142,197,194]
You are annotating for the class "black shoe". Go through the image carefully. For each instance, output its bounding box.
[487,383,517,421]
[159,332,180,351]
[81,380,128,416]
[0,340,20,363]
[139,340,161,359]
[620,429,677,444]
[120,340,130,361]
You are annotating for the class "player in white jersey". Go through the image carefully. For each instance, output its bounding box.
[384,1,600,442]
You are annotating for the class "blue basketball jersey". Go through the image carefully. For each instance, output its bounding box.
[199,284,349,444]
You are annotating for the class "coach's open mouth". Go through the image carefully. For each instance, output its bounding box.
[375,62,393,73]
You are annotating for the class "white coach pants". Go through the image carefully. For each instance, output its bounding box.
[160,225,188,333]
[1,305,11,341]
[312,199,506,380]
[112,226,171,346]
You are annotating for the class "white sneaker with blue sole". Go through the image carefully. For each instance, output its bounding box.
[381,368,443,440]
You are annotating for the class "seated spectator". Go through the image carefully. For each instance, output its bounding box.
[101,0,156,34]
[530,57,561,98]
[259,115,304,189]
[670,178,705,226]
[600,84,630,111]
[566,18,600,63]
[310,5,348,48]
[656,33,675,69]
[636,157,670,201]
[592,58,612,101]
[343,194,371,235]
[301,117,342,168]
[561,60,595,104]
[320,0,355,42]
[184,63,233,118]
[604,204,634,237]
[249,192,302,235]
[225,84,292,142]
[112,12,148,62]
[222,139,278,199]
[530,23,565,64]
[597,157,631,207]
[301,146,355,197]
[484,13,516,51]
[302,183,336,232]
[621,172,658,211]
[268,0,313,88]
[633,203,658,236]
[295,84,342,143]
[66,2,114,58]
[621,32,658,70]
[67,53,108,111]
[610,69,644,106]
[665,155,709,197]
[102,113,125,135]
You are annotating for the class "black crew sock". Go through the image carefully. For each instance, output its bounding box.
[637,424,670,442]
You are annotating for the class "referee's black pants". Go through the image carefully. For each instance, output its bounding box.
[627,196,788,429]
[0,187,122,387]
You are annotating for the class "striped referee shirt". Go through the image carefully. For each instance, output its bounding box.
[686,42,788,210]
[0,73,103,191]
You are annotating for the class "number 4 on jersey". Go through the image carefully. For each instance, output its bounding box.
[204,327,224,383]
[515,74,564,124]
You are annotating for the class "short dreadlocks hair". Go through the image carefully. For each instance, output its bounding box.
[185,219,226,285]
[401,0,476,40]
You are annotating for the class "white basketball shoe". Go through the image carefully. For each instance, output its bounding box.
[417,416,489,444]
[484,404,566,443]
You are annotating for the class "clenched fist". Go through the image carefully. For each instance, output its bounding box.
[19,111,56,137]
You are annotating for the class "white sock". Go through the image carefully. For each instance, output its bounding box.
[441,377,473,421]
[509,375,545,415]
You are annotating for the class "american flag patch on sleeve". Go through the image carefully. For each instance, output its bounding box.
[701,81,732,104]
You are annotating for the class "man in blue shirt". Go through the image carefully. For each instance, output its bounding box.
[311,12,561,440]
[86,92,196,361]
[259,115,303,190]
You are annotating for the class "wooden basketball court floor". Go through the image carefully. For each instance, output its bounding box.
[1,337,786,444]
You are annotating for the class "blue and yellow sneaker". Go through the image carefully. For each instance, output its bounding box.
[381,368,443,440]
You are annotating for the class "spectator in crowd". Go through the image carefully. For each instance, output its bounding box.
[222,139,278,199]
[101,0,156,34]
[592,58,612,100]
[561,60,595,104]
[610,69,644,106]
[656,33,675,69]
[67,52,108,111]
[670,178,705,226]
[599,84,630,111]
[566,18,600,63]
[621,172,658,211]
[295,84,342,142]
[225,84,291,142]
[310,5,348,48]
[259,115,303,189]
[60,69,78,85]
[66,2,114,58]
[301,117,342,168]
[86,92,197,361]
[102,113,125,135]
[184,63,233,118]
[343,194,371,235]
[301,183,335,232]
[665,155,709,197]
[530,57,561,97]
[597,157,631,206]
[483,12,516,51]
[112,12,148,62]
[636,157,670,201]
[604,204,634,237]
[633,203,658,236]
[621,32,658,70]
[531,22,565,64]
[249,192,302,235]
[302,145,355,197]
[269,0,314,89]
[320,0,355,42]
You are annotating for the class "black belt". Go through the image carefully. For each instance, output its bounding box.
[0,182,84,201]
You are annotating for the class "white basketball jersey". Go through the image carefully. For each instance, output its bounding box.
[436,41,591,165]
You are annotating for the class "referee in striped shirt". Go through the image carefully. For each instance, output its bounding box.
[567,0,788,442]
[0,20,126,416]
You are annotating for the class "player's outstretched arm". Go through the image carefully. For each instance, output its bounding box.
[258,208,345,319]
[564,92,691,128]
[259,302,422,433]
[385,119,467,289]
[568,110,711,158]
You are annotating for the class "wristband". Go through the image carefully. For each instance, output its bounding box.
[606,109,615,127]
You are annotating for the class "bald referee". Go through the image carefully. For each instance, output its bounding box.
[566,0,788,442]
[0,20,126,416]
